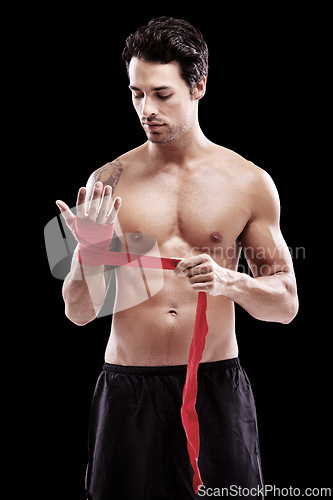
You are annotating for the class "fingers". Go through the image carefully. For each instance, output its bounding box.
[175,254,219,294]
[76,187,87,219]
[175,254,214,283]
[57,182,122,227]
[87,182,121,225]
[96,185,112,224]
[107,196,122,224]
[93,184,121,225]
[174,254,212,276]
[88,182,104,221]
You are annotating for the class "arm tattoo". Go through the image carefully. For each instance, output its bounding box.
[96,158,124,192]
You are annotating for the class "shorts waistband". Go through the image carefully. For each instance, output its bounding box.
[102,357,240,376]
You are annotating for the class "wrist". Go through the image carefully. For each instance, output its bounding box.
[73,216,114,267]
[80,261,105,276]
[221,268,250,299]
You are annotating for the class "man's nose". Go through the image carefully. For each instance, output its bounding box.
[141,96,158,118]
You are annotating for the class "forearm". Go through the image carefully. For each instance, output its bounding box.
[57,180,121,325]
[224,269,298,324]
[62,248,108,325]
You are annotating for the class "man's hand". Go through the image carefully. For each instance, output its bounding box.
[56,181,122,230]
[55,182,122,323]
[56,181,122,268]
[175,254,235,296]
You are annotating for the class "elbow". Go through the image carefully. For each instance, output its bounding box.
[280,290,299,325]
[63,288,97,326]
[62,280,98,326]
[280,304,298,324]
[277,272,299,324]
[64,304,97,326]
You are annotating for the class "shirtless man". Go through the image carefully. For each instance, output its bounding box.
[56,17,298,500]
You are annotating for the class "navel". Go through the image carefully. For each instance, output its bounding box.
[210,231,223,243]
[168,309,178,316]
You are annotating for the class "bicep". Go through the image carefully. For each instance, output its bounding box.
[239,172,294,278]
[240,220,293,278]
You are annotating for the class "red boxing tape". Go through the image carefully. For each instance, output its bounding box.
[73,216,115,266]
[181,291,208,492]
[69,215,207,492]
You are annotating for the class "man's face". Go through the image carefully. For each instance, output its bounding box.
[128,57,197,144]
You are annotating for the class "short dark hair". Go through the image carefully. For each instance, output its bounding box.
[122,17,209,92]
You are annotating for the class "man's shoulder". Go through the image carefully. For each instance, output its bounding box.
[88,144,146,188]
[211,143,270,184]
[211,143,279,213]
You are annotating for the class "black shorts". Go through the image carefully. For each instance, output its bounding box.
[85,358,264,500]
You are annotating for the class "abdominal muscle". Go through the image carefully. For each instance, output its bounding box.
[104,268,238,366]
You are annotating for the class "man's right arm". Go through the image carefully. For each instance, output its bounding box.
[62,247,108,326]
[56,164,123,326]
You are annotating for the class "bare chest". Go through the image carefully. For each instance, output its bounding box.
[114,166,249,257]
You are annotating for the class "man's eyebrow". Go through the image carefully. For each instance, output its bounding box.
[128,85,173,91]
[152,86,173,91]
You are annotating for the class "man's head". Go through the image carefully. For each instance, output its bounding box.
[122,17,209,144]
[122,17,208,93]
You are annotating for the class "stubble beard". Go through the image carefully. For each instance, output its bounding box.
[145,117,193,144]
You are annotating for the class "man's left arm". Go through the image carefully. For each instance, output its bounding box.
[175,170,299,324]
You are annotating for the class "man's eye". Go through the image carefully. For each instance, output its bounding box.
[157,94,172,100]
[134,94,143,99]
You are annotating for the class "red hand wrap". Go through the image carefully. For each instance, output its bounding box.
[71,216,115,267]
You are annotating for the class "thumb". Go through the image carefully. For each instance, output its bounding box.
[56,200,76,229]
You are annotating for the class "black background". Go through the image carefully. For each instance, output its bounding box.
[33,3,329,498]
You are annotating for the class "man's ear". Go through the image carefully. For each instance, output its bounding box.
[192,76,207,101]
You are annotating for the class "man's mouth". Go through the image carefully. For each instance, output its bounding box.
[142,122,165,129]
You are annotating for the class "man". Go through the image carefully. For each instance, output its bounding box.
[56,17,298,499]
